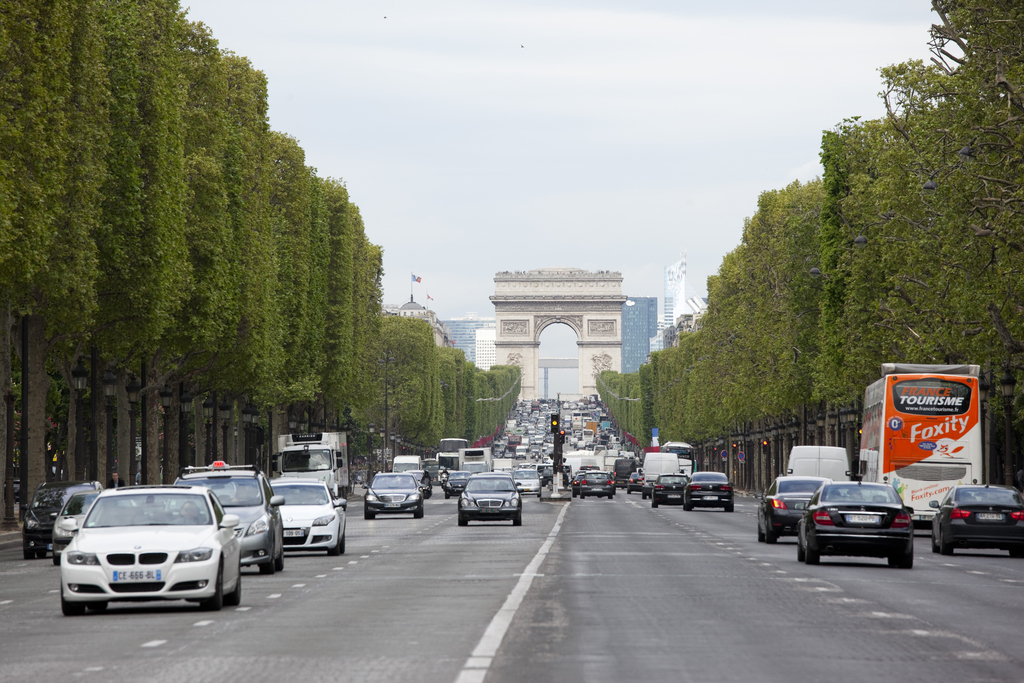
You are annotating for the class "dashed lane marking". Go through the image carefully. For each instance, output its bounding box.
[193,620,214,627]
[291,584,306,588]
[141,640,166,648]
[267,594,281,599]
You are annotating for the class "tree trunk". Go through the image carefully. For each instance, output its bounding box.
[146,389,160,485]
[24,315,50,503]
[166,391,179,483]
[0,302,11,515]
[193,396,204,468]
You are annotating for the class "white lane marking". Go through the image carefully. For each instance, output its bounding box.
[967,571,988,575]
[267,594,281,599]
[49,589,59,593]
[141,640,166,648]
[315,574,326,578]
[84,666,104,672]
[332,567,344,571]
[235,607,251,611]
[360,555,370,558]
[348,560,358,565]
[193,620,214,627]
[291,583,306,588]
[371,550,380,553]
[0,600,12,605]
[454,501,570,683]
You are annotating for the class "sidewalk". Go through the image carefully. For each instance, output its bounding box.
[0,523,21,548]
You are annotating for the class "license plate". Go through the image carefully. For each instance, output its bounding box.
[112,569,161,582]
[283,529,304,537]
[977,513,1004,521]
[846,514,880,524]
[47,544,52,550]
[386,503,401,508]
[668,494,681,499]
[482,508,498,513]
[704,496,718,500]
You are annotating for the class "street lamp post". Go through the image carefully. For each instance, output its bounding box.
[72,361,89,480]
[159,385,172,483]
[2,390,15,528]
[102,371,117,485]
[179,389,193,469]
[979,373,990,483]
[367,423,375,482]
[126,377,141,485]
[1001,371,1016,488]
[219,400,231,463]
[816,411,825,447]
[203,396,214,465]
[242,404,254,466]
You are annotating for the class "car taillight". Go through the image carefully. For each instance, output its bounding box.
[813,510,834,526]
[771,498,787,509]
[655,485,664,489]
[720,485,732,492]
[1011,511,1024,521]
[607,480,613,486]
[891,511,911,528]
[690,485,702,491]
[950,507,971,520]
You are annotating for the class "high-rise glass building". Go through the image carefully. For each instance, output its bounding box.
[664,254,686,327]
[475,328,497,370]
[442,313,495,363]
[621,297,659,374]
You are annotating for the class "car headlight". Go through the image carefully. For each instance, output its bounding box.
[175,548,214,563]
[53,525,74,538]
[246,516,269,536]
[312,515,334,526]
[25,517,38,530]
[461,497,477,508]
[65,551,99,565]
[365,494,378,502]
[407,493,421,501]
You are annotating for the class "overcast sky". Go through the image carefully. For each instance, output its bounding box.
[183,0,937,394]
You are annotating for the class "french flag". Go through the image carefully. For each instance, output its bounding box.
[412,273,422,283]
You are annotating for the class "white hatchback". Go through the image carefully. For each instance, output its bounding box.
[271,480,347,555]
[59,486,241,616]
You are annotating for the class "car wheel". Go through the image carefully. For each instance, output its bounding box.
[413,505,424,519]
[939,529,954,556]
[327,532,342,556]
[224,564,243,606]
[725,504,734,513]
[683,501,693,511]
[200,560,224,611]
[626,489,631,495]
[61,591,86,617]
[796,537,806,563]
[765,528,778,544]
[757,520,766,543]
[52,553,61,566]
[890,546,914,569]
[258,555,276,575]
[1010,548,1024,558]
[338,532,346,555]
[804,545,820,565]
[931,531,940,554]
[273,545,284,572]
[23,547,34,560]
[85,601,107,612]
[444,492,450,499]
[458,514,468,527]
[537,493,542,499]
[364,509,375,520]
[513,511,523,527]
[652,498,659,508]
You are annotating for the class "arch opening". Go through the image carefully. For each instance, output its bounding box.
[538,322,579,400]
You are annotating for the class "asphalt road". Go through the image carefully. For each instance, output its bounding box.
[1,493,1023,683]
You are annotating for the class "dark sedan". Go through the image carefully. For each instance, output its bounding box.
[798,482,913,568]
[23,481,103,560]
[363,473,424,519]
[458,474,522,526]
[579,471,615,499]
[930,485,1024,557]
[651,474,689,507]
[442,471,471,499]
[570,471,586,498]
[757,476,829,543]
[684,472,734,512]
[625,472,642,495]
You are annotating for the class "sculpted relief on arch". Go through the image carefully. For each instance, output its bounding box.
[590,353,613,377]
[533,315,583,338]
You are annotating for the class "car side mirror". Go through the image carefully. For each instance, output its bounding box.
[50,511,58,518]
[928,500,939,509]
[754,492,763,500]
[220,514,240,529]
[335,498,347,511]
[58,517,79,532]
[269,495,285,507]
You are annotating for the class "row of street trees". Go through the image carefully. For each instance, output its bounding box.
[599,0,1024,484]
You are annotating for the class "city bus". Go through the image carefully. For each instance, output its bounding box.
[859,364,982,524]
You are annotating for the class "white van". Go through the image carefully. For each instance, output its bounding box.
[563,454,600,477]
[392,455,422,473]
[640,452,681,499]
[786,446,851,481]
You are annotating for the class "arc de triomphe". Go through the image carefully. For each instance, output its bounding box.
[490,268,626,400]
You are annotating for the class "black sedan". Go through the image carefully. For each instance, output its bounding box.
[458,474,522,526]
[625,472,642,495]
[797,482,913,568]
[683,472,734,512]
[651,474,689,508]
[930,485,1024,557]
[363,473,424,519]
[570,471,586,498]
[442,471,471,499]
[757,476,829,543]
[579,471,615,499]
[23,480,103,560]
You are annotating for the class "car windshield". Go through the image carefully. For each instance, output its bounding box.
[61,492,100,516]
[185,477,263,507]
[821,485,902,504]
[449,472,470,480]
[466,478,516,493]
[272,484,330,506]
[371,475,417,490]
[585,473,609,483]
[514,470,539,480]
[955,487,1023,505]
[778,480,825,494]
[692,473,728,483]
[84,494,212,527]
[32,485,92,510]
[659,476,687,484]
[282,449,331,472]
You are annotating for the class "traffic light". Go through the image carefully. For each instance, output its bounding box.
[550,413,559,434]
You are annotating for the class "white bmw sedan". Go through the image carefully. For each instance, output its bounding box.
[271,480,346,555]
[59,486,242,616]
